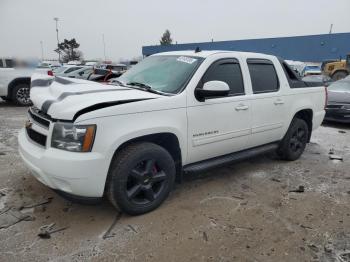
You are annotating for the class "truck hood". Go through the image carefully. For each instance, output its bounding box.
[30,74,161,121]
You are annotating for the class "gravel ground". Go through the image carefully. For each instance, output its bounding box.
[0,99,350,262]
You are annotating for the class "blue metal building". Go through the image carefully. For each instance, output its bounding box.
[142,33,350,62]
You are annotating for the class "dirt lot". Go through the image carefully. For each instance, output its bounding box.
[0,100,350,262]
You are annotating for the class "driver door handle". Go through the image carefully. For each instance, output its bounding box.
[235,104,249,111]
[274,99,284,105]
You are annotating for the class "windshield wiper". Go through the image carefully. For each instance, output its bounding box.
[126,81,166,95]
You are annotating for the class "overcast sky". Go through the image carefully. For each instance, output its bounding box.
[0,0,349,61]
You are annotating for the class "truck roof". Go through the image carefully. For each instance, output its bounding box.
[153,50,276,59]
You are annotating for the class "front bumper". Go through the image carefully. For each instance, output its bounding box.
[18,128,110,197]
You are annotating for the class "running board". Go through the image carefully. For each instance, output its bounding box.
[183,143,279,174]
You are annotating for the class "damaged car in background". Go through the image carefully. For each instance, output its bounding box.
[18,51,326,215]
[325,76,350,123]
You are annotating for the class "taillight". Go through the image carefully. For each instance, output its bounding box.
[48,70,53,76]
[324,86,328,109]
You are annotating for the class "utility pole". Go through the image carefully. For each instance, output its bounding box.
[102,34,106,62]
[54,17,60,62]
[40,41,44,61]
[329,23,333,34]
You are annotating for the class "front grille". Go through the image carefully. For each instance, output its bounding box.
[28,107,50,128]
[26,127,47,147]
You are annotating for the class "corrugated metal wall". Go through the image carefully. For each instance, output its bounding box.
[142,33,350,62]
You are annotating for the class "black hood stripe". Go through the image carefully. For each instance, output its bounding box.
[31,76,74,88]
[54,76,75,85]
[72,98,155,121]
[31,78,53,88]
[41,88,131,114]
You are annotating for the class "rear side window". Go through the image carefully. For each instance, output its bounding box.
[0,60,3,68]
[247,59,279,94]
[202,59,245,96]
[5,59,14,68]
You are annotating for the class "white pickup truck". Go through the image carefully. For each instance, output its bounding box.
[18,51,326,215]
[0,58,53,105]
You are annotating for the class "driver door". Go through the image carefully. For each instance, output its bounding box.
[186,58,252,164]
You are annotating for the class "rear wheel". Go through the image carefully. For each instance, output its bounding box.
[107,142,176,215]
[12,83,32,106]
[332,71,348,81]
[277,118,309,161]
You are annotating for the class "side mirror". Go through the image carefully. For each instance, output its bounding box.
[195,80,230,101]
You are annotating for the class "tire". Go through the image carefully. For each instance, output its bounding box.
[107,142,176,215]
[277,118,309,161]
[12,83,32,106]
[332,71,348,81]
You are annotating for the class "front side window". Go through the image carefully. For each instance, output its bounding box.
[247,59,279,94]
[118,55,203,94]
[201,59,245,96]
[0,60,3,68]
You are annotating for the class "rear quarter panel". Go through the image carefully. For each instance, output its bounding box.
[283,87,326,135]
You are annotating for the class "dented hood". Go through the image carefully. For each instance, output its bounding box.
[30,74,161,120]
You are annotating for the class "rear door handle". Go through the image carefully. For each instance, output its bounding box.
[274,99,284,105]
[235,104,249,111]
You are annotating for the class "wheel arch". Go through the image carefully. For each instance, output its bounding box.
[8,77,31,98]
[105,132,183,195]
[292,109,313,142]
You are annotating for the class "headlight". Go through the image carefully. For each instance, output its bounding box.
[341,105,350,110]
[51,123,96,152]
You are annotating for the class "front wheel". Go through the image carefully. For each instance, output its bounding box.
[12,83,32,106]
[332,71,348,81]
[107,142,176,215]
[277,118,309,161]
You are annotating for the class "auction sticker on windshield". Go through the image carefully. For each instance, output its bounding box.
[177,56,197,64]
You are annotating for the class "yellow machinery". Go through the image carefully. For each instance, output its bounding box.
[323,54,350,80]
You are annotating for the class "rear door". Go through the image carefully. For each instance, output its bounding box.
[246,58,287,147]
[186,58,251,163]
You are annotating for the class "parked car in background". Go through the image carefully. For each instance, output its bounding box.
[0,58,53,105]
[20,51,326,215]
[65,66,93,79]
[302,65,322,76]
[99,63,128,76]
[302,75,333,87]
[325,76,350,123]
[53,65,84,76]
[88,68,120,82]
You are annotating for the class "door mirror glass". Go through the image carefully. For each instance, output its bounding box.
[195,80,230,101]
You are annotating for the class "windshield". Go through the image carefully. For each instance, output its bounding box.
[118,55,203,94]
[328,80,350,92]
[304,66,320,71]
